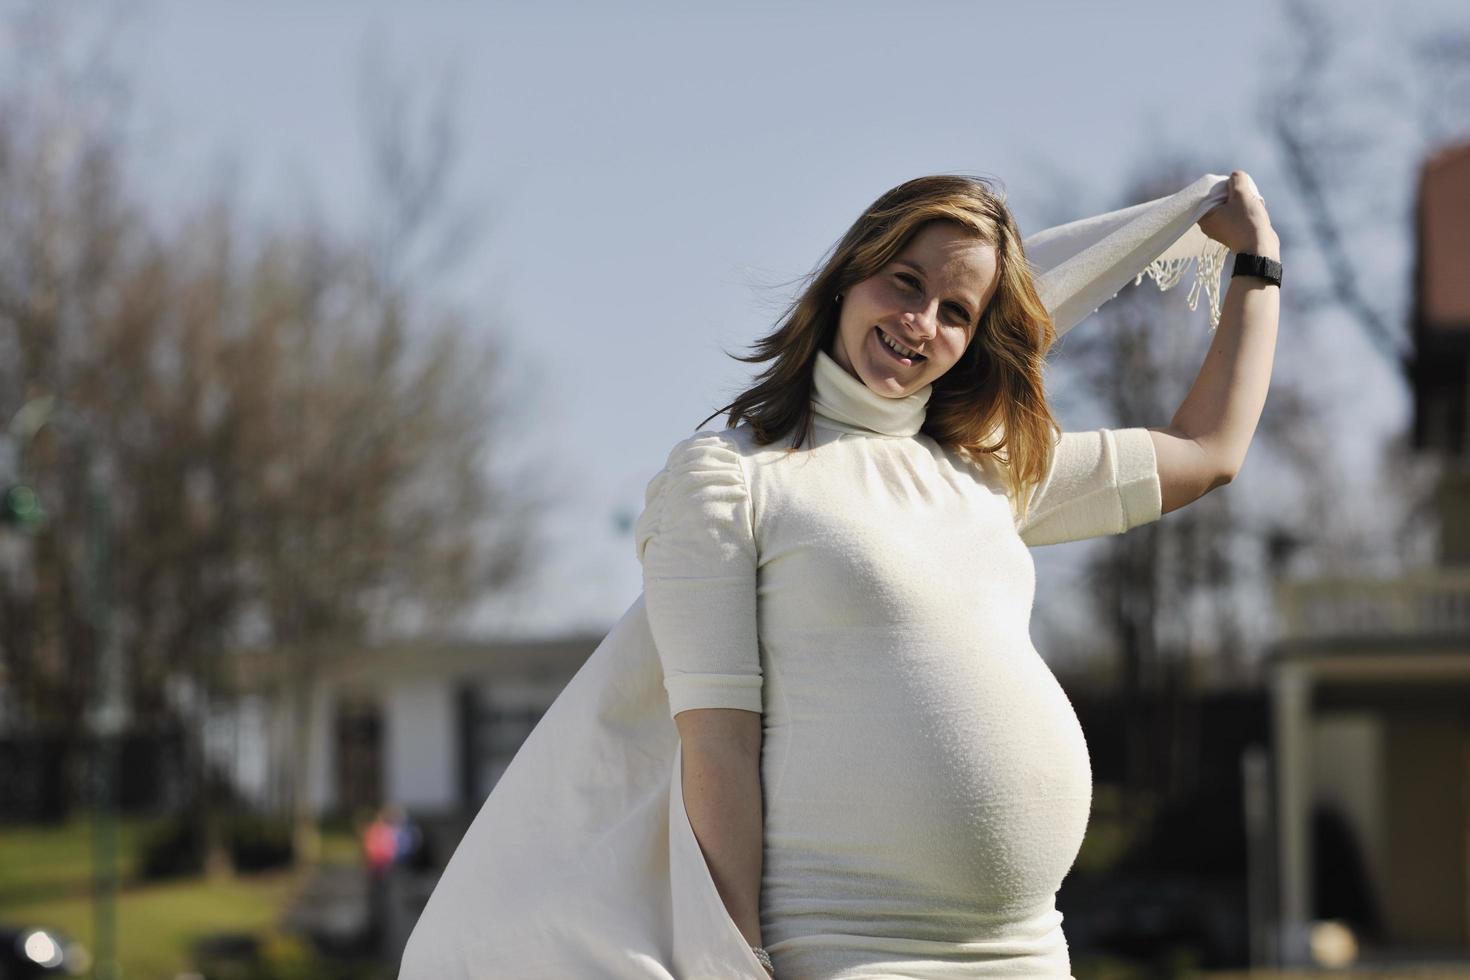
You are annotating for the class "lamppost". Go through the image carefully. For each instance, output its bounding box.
[3,395,122,980]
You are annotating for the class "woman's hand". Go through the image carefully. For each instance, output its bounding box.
[1199,170,1279,258]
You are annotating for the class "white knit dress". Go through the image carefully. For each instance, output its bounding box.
[634,348,1163,978]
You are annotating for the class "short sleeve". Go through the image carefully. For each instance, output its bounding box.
[1015,427,1162,547]
[633,430,762,719]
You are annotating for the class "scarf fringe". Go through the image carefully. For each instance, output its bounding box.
[1131,238,1230,331]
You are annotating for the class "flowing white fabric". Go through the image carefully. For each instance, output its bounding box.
[396,173,1236,980]
[1031,172,1244,335]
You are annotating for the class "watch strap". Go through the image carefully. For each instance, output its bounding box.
[1231,252,1282,287]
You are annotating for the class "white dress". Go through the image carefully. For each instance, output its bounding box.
[634,348,1162,977]
[398,173,1236,980]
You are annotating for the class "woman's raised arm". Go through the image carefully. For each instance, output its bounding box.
[1151,170,1281,514]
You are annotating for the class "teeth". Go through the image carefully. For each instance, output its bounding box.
[879,328,923,359]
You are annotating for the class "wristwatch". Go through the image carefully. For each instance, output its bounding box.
[1231,252,1282,288]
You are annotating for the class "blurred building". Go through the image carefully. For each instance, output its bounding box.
[220,635,598,822]
[1269,138,1470,968]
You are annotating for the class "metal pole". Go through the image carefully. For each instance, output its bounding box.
[1242,743,1274,968]
[8,397,121,979]
[85,445,120,980]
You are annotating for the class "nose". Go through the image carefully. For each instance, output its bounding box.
[900,302,939,341]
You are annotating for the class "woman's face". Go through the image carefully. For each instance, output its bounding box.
[829,220,999,398]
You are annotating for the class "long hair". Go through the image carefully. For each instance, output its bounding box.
[700,173,1062,524]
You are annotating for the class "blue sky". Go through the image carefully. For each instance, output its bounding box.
[25,0,1459,641]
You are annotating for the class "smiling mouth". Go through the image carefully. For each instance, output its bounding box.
[875,326,926,363]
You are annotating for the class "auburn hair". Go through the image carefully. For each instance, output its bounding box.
[700,173,1062,525]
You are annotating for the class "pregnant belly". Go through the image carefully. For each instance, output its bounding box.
[759,627,1093,944]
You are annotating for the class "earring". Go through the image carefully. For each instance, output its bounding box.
[834,293,842,302]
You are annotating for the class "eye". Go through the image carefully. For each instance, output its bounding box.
[895,271,970,326]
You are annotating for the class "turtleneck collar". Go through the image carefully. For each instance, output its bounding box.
[810,346,932,439]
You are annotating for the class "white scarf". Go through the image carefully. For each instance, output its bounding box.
[1029,171,1240,335]
[396,173,1240,980]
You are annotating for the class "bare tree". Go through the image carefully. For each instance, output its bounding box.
[0,5,547,863]
[0,1,149,816]
[1265,0,1470,369]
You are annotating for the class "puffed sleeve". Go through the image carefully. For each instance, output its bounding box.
[633,430,762,719]
[1015,427,1162,547]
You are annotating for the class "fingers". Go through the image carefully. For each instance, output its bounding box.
[1231,169,1265,206]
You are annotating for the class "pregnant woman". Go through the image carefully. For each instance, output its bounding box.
[399,170,1280,979]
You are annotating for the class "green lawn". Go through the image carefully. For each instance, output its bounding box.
[1199,974,1470,979]
[0,814,148,905]
[0,814,363,980]
[4,869,301,980]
